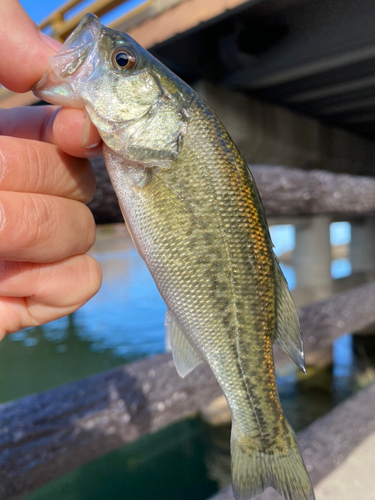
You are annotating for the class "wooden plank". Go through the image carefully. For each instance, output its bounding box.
[38,0,184,38]
[51,0,134,39]
[39,0,83,28]
[39,0,133,36]
[110,0,186,34]
[208,380,375,500]
[252,164,375,217]
[87,160,375,224]
[39,0,255,43]
[125,0,257,49]
[1,281,375,499]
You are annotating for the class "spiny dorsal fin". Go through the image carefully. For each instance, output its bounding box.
[273,257,306,373]
[165,310,204,378]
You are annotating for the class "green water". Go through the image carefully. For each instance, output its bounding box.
[0,318,125,404]
[25,419,220,500]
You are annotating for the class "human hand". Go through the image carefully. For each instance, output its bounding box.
[0,0,103,340]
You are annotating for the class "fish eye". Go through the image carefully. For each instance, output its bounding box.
[111,48,138,71]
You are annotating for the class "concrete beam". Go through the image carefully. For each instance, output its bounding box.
[292,216,332,305]
[193,81,375,177]
[351,217,375,280]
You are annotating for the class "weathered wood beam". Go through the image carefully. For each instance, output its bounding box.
[251,164,375,217]
[0,354,222,500]
[88,159,375,224]
[1,281,375,498]
[291,281,375,366]
[208,379,375,500]
[121,0,257,50]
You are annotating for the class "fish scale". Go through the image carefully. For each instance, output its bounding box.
[33,13,315,500]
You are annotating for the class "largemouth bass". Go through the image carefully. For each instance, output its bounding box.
[33,14,314,500]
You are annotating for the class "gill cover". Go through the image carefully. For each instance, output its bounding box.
[33,13,189,167]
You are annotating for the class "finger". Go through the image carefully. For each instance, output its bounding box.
[0,254,102,339]
[0,107,102,157]
[50,107,103,157]
[0,0,61,92]
[0,136,96,202]
[0,191,96,263]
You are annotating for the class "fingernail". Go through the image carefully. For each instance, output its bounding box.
[81,109,101,149]
[39,32,62,52]
[81,109,92,148]
[0,149,5,185]
[0,200,5,234]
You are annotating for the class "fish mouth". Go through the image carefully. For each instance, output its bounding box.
[33,13,103,106]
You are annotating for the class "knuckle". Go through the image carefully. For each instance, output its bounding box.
[0,191,96,262]
[82,206,97,250]
[86,255,102,294]
[0,192,56,260]
[23,194,51,249]
[60,255,102,307]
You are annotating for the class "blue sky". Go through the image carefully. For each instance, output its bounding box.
[21,0,70,24]
[20,0,144,27]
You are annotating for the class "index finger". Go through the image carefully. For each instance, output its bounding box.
[0,0,61,93]
[0,106,102,157]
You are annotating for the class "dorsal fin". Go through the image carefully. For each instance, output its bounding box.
[165,311,204,378]
[273,257,306,373]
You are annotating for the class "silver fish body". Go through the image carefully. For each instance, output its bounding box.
[33,14,315,500]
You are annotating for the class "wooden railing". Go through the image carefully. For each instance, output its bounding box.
[1,280,375,499]
[88,160,375,224]
[39,0,141,40]
[38,0,186,41]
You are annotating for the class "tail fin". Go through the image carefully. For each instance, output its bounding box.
[231,425,315,500]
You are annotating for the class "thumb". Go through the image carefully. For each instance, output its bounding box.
[0,0,61,93]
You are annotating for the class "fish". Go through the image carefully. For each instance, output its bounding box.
[33,13,315,500]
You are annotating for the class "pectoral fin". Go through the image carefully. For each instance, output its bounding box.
[273,258,306,373]
[165,311,204,378]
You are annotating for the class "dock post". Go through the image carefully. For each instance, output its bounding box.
[293,216,333,368]
[293,216,332,305]
[350,217,375,282]
[351,217,375,339]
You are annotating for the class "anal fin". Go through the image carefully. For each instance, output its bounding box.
[273,257,306,373]
[165,310,204,378]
